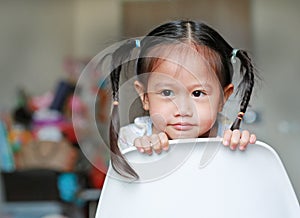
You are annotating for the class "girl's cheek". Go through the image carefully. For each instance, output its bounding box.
[150,113,167,132]
[197,101,218,117]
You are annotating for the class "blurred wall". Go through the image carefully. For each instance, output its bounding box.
[251,0,300,200]
[0,0,299,201]
[73,0,121,57]
[0,0,120,109]
[0,0,74,109]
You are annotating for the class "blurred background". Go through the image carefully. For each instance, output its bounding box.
[0,0,299,217]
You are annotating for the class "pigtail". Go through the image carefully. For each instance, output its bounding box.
[230,49,255,130]
[109,40,139,179]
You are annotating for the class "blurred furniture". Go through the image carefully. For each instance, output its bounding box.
[0,169,92,218]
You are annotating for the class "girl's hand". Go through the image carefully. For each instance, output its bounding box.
[222,129,256,151]
[133,132,169,155]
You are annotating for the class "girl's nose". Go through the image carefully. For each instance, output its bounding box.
[174,97,193,117]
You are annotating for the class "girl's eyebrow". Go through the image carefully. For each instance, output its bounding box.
[188,83,213,91]
[153,82,177,89]
[153,81,213,91]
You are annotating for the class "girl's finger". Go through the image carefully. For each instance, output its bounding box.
[250,134,257,144]
[158,132,169,151]
[239,130,250,151]
[134,137,144,153]
[230,129,241,150]
[150,134,162,154]
[140,136,153,155]
[223,129,232,146]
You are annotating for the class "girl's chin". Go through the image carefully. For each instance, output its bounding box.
[165,131,200,140]
[165,129,214,139]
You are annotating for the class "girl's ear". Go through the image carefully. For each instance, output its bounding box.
[134,80,149,111]
[219,83,234,111]
[224,83,234,101]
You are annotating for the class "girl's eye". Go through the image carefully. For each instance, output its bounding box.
[161,90,174,97]
[192,90,205,97]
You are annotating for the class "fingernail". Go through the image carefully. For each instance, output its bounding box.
[223,140,229,146]
[163,146,169,151]
[239,146,245,151]
[140,148,144,153]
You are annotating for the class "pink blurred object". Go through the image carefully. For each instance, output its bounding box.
[30,92,54,111]
[68,95,86,115]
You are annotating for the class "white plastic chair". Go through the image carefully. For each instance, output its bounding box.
[95,138,300,218]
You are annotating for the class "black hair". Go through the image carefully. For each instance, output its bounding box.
[109,20,258,179]
[109,40,139,179]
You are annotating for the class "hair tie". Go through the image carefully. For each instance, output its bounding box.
[237,112,245,120]
[231,48,239,63]
[135,39,141,48]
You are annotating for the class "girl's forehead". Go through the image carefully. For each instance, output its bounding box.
[147,45,219,82]
[149,59,219,88]
[147,43,219,77]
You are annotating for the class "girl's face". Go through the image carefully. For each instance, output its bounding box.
[135,47,233,139]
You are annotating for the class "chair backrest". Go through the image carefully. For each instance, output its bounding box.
[95,138,300,218]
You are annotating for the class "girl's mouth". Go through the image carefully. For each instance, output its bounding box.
[170,123,195,131]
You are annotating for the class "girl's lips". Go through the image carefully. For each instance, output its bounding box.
[170,123,195,131]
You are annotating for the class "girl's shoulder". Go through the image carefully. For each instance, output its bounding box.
[133,116,152,128]
[118,116,152,149]
[218,113,232,126]
[217,113,232,136]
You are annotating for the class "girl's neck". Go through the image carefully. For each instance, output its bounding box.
[200,121,218,138]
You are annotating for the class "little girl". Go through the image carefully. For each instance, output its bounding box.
[109,20,258,179]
